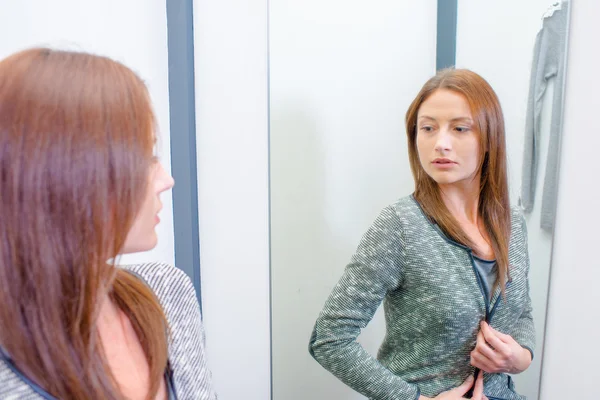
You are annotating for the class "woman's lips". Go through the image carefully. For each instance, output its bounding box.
[432,158,457,169]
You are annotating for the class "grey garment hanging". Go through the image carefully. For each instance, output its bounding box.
[520,1,569,231]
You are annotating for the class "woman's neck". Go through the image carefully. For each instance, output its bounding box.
[438,179,481,223]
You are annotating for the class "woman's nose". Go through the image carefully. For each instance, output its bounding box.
[164,174,175,190]
[156,163,175,192]
[434,129,452,152]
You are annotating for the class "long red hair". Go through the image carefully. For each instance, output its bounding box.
[406,69,511,295]
[0,48,168,399]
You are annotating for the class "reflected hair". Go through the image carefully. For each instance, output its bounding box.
[405,68,511,296]
[0,48,168,399]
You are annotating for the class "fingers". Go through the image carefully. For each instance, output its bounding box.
[480,321,508,352]
[453,374,475,395]
[483,321,515,345]
[471,370,485,400]
[471,330,497,372]
[470,350,495,373]
[475,330,496,360]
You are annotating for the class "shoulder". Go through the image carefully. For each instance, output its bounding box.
[120,262,201,334]
[509,206,529,254]
[121,261,191,289]
[383,194,430,232]
[510,206,528,235]
[361,196,414,237]
[389,194,419,213]
[380,195,423,224]
[121,263,196,308]
[357,195,429,247]
[510,205,525,222]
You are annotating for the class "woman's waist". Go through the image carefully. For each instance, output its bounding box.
[378,354,525,400]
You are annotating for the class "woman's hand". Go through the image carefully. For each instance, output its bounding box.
[419,371,488,400]
[470,321,532,374]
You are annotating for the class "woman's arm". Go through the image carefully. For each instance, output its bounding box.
[508,214,536,359]
[309,206,421,400]
[508,213,536,360]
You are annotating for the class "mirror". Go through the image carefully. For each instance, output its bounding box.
[270,1,570,399]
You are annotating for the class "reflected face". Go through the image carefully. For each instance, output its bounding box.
[122,161,175,254]
[416,89,481,188]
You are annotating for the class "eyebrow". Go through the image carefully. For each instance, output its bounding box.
[418,115,473,123]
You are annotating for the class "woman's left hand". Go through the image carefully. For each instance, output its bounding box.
[470,321,532,374]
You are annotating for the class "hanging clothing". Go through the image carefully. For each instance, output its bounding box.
[520,2,569,231]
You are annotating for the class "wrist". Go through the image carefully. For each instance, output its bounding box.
[515,345,532,373]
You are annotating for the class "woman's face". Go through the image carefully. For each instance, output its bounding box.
[416,89,482,189]
[122,161,175,254]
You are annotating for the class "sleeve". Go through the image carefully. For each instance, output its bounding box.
[166,267,218,400]
[540,5,569,231]
[308,206,420,400]
[520,15,560,214]
[509,215,536,360]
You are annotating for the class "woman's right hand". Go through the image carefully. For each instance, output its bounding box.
[419,371,487,400]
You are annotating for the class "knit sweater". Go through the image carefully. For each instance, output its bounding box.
[309,196,535,400]
[0,262,217,400]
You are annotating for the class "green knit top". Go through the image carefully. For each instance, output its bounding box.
[309,195,535,400]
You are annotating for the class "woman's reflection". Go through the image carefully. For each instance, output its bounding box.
[309,69,534,400]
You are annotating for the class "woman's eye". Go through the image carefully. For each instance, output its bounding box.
[455,126,470,133]
[419,126,434,132]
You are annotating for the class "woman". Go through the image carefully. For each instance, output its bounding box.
[0,48,216,400]
[309,69,535,400]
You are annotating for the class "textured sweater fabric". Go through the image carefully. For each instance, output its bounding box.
[0,262,217,400]
[309,196,535,400]
[520,2,569,231]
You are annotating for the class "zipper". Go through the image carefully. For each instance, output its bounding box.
[465,263,513,399]
[489,291,502,321]
[467,250,503,399]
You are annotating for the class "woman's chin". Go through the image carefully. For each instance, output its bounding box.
[427,173,456,185]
